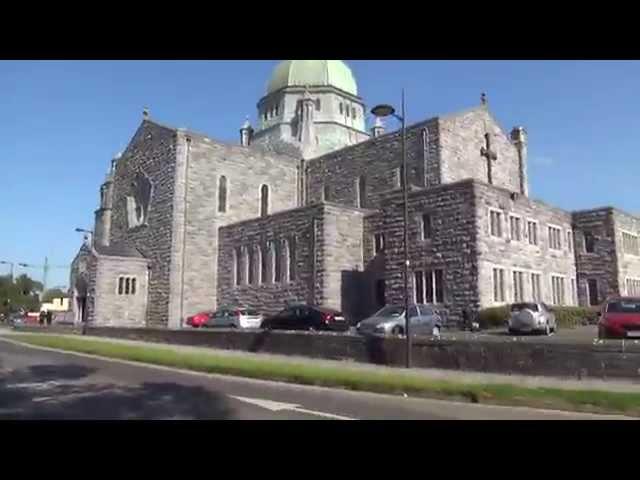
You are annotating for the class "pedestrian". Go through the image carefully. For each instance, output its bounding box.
[39,310,45,326]
[46,309,53,326]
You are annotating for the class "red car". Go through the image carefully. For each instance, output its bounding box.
[598,297,640,339]
[185,311,212,328]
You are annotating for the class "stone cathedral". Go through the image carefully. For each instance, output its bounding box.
[70,60,640,329]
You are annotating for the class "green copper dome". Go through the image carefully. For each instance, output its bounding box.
[266,60,358,96]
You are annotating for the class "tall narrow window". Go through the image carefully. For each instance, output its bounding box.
[260,243,267,284]
[357,176,366,208]
[584,232,596,253]
[125,278,131,295]
[425,271,434,304]
[289,235,297,281]
[274,240,282,282]
[339,103,343,115]
[509,216,522,241]
[490,210,503,237]
[434,270,444,304]
[513,271,524,302]
[527,221,538,245]
[322,184,330,202]
[218,176,227,213]
[282,239,290,283]
[248,247,255,285]
[235,247,242,286]
[118,277,124,295]
[351,106,356,118]
[587,279,599,306]
[493,268,505,303]
[315,99,321,111]
[421,214,432,240]
[414,271,424,304]
[131,278,136,295]
[531,273,541,302]
[260,184,269,217]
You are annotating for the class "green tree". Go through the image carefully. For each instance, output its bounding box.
[42,288,67,303]
[0,274,42,315]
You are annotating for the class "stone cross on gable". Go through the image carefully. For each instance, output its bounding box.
[480,131,498,185]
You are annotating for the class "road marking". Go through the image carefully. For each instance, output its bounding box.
[6,381,60,390]
[229,395,355,420]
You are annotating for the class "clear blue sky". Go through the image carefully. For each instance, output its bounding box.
[1,60,639,289]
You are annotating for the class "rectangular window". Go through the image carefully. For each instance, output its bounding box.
[587,279,599,306]
[527,221,538,246]
[493,268,505,303]
[551,275,566,305]
[414,270,444,304]
[626,278,640,296]
[248,249,255,285]
[567,230,574,253]
[548,226,562,250]
[131,278,136,295]
[235,247,242,286]
[374,233,385,254]
[509,216,522,241]
[623,232,640,256]
[512,271,525,302]
[571,278,577,305]
[531,273,541,302]
[421,214,432,240]
[274,243,282,283]
[414,271,424,304]
[490,210,503,237]
[289,236,296,281]
[584,232,596,253]
[118,277,124,295]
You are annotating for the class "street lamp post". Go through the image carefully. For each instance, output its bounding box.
[371,89,411,369]
[0,261,14,282]
[75,228,94,248]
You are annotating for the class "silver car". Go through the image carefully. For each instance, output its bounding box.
[508,302,557,335]
[356,304,443,337]
[205,307,264,329]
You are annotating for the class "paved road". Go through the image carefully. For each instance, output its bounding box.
[0,337,631,420]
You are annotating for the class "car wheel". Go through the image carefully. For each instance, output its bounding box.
[431,325,441,337]
[391,325,404,336]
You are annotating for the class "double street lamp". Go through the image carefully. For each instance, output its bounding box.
[0,260,14,281]
[371,89,412,369]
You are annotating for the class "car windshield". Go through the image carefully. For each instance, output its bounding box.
[606,301,640,313]
[239,309,260,316]
[511,303,539,312]
[374,306,405,317]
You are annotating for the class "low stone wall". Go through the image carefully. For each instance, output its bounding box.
[12,325,640,381]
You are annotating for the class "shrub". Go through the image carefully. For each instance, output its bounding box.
[477,305,599,330]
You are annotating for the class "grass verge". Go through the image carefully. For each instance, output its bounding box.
[6,333,640,417]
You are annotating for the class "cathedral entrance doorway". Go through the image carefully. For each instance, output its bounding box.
[74,277,88,324]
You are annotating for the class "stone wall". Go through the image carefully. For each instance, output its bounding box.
[38,326,640,381]
[572,208,619,306]
[439,107,522,194]
[475,182,576,307]
[94,255,150,327]
[168,132,299,327]
[377,180,479,326]
[218,204,324,316]
[613,209,640,295]
[109,120,178,327]
[305,118,439,209]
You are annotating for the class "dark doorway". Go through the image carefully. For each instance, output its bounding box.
[588,279,599,306]
[375,279,386,309]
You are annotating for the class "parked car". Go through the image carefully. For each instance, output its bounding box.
[356,304,443,337]
[261,305,349,332]
[204,306,264,329]
[185,311,213,328]
[508,302,556,335]
[598,297,640,339]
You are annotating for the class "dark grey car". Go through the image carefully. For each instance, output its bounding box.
[356,304,443,337]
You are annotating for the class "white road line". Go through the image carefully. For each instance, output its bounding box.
[229,395,355,420]
[289,407,355,420]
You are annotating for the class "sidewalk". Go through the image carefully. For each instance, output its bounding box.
[5,329,640,394]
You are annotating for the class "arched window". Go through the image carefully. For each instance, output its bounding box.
[282,239,290,283]
[260,184,269,217]
[243,246,251,285]
[218,175,227,213]
[357,175,366,208]
[268,241,276,283]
